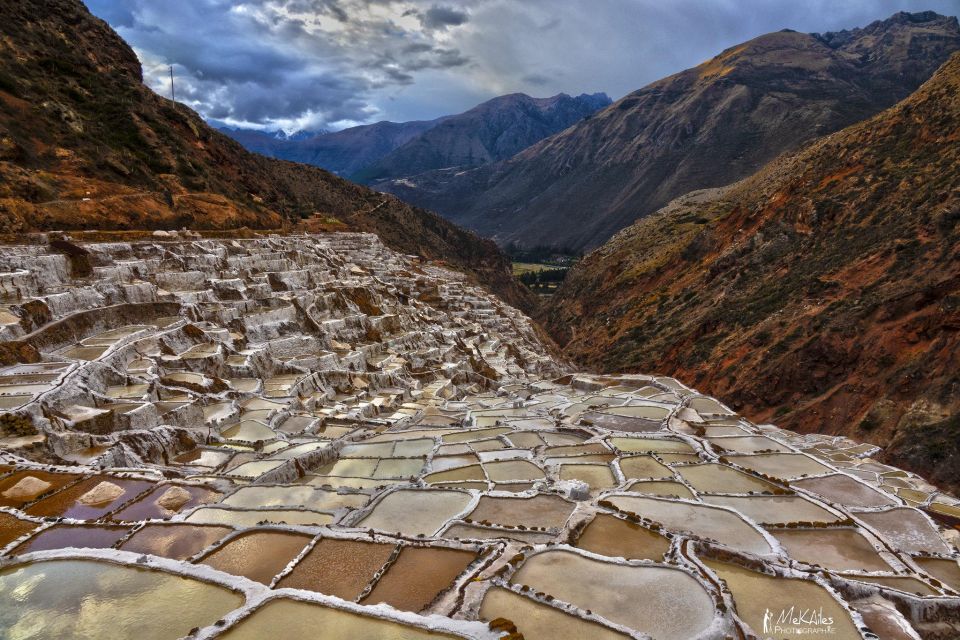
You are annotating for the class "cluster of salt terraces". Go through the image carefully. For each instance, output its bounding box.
[0,234,958,640]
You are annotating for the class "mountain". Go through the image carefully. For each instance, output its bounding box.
[270,128,321,142]
[221,92,610,183]
[356,92,611,184]
[0,0,535,311]
[217,126,327,155]
[221,119,443,177]
[381,11,960,251]
[541,52,960,491]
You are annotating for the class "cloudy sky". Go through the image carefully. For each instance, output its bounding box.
[87,0,960,132]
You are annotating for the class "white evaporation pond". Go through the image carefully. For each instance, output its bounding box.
[704,559,860,639]
[704,495,841,525]
[855,507,951,555]
[221,486,367,511]
[606,495,774,555]
[0,560,242,639]
[186,507,334,527]
[510,550,715,640]
[358,489,473,536]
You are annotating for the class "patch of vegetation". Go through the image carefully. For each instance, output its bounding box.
[0,413,37,437]
[504,242,581,266]
[858,414,879,431]
[0,68,22,97]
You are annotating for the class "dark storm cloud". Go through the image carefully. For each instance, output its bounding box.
[86,0,960,131]
[420,5,470,30]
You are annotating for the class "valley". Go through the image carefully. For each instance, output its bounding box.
[1,1,959,638]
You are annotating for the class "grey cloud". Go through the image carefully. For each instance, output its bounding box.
[421,5,469,29]
[87,0,960,132]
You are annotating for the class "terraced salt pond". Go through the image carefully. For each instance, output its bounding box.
[771,528,892,572]
[704,559,862,639]
[358,489,473,536]
[575,513,671,560]
[0,560,243,639]
[480,587,631,640]
[0,235,958,639]
[606,494,775,555]
[219,598,464,639]
[508,550,715,639]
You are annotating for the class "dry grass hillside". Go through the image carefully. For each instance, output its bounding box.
[543,52,960,490]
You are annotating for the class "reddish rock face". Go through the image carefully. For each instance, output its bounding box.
[543,52,960,492]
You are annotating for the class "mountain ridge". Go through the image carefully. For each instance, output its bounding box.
[220,118,444,177]
[377,11,960,251]
[356,91,611,184]
[220,91,610,183]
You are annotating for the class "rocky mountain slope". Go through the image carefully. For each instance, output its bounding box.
[358,92,610,184]
[385,11,960,251]
[0,0,534,310]
[220,119,441,177]
[542,52,960,491]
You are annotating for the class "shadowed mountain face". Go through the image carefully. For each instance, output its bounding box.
[221,92,610,184]
[220,120,442,178]
[0,0,536,311]
[355,92,610,183]
[379,11,960,251]
[541,52,960,491]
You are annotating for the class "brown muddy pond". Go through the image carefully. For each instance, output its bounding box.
[468,493,575,529]
[200,530,313,584]
[363,546,477,612]
[575,513,671,561]
[277,537,396,599]
[0,470,82,508]
[12,524,130,553]
[25,476,154,520]
[914,557,960,592]
[218,597,462,639]
[480,587,631,640]
[0,511,37,548]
